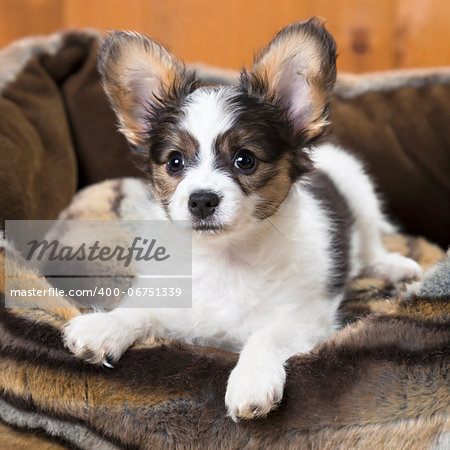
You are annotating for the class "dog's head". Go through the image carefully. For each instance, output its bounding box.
[98,18,336,235]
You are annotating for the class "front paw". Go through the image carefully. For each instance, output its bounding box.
[225,360,286,421]
[63,312,132,366]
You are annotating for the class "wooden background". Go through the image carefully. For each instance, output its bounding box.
[0,0,449,73]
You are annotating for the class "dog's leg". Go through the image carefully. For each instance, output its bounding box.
[356,206,423,283]
[313,145,423,283]
[225,324,316,422]
[63,308,159,366]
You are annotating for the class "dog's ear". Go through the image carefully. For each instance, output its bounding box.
[98,31,186,147]
[243,18,337,143]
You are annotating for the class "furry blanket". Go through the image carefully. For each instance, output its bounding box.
[0,30,449,449]
[0,234,448,449]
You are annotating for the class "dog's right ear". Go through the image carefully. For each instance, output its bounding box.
[98,31,184,147]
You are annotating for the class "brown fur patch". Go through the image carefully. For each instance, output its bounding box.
[397,294,450,321]
[0,420,67,450]
[253,155,294,219]
[0,245,78,323]
[214,128,296,216]
[150,130,199,206]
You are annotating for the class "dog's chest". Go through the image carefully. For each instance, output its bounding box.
[188,242,303,344]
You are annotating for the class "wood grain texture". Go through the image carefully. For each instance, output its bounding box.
[0,0,449,73]
[394,0,450,69]
[0,0,63,45]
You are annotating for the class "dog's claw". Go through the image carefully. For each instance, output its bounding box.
[102,359,114,368]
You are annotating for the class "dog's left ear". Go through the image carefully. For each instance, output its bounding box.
[243,18,337,142]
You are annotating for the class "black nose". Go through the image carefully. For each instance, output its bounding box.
[188,191,220,219]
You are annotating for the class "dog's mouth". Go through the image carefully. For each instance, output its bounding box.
[192,223,226,234]
[191,217,227,234]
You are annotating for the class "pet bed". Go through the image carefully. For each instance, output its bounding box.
[0,30,449,449]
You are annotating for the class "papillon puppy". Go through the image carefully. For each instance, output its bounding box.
[63,18,422,421]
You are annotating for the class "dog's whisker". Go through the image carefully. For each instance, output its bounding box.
[266,218,289,241]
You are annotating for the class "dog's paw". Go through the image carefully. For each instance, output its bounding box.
[225,360,286,422]
[366,252,423,284]
[63,313,133,366]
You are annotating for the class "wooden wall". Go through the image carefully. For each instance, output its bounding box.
[0,0,449,73]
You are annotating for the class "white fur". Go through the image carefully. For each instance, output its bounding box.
[64,98,422,421]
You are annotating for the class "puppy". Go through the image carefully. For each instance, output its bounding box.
[63,18,422,421]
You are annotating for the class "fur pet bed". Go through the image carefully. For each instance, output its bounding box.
[0,235,448,449]
[0,30,449,449]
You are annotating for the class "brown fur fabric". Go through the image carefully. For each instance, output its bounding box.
[329,72,450,249]
[0,421,67,450]
[0,236,448,449]
[0,30,140,231]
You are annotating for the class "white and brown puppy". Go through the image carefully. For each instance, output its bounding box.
[63,18,422,421]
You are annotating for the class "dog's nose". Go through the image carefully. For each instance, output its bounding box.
[188,191,220,219]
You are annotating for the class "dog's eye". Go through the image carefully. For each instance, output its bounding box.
[234,151,256,173]
[167,152,185,174]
